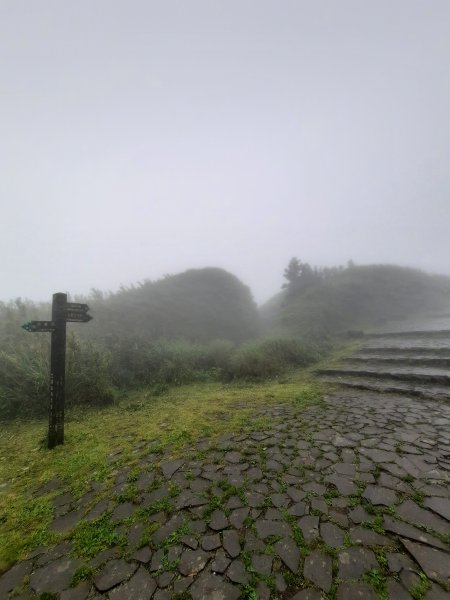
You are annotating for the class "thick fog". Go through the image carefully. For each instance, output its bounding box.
[1,1,449,304]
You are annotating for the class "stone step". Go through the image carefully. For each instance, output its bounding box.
[366,329,450,339]
[317,365,450,386]
[348,355,450,368]
[358,346,450,356]
[319,375,450,401]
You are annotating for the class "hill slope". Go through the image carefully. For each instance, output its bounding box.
[261,264,450,338]
[79,267,260,344]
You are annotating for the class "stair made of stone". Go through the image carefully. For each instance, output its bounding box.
[317,327,450,401]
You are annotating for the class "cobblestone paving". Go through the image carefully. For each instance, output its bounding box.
[1,391,450,599]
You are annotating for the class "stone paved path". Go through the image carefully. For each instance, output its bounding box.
[1,391,450,599]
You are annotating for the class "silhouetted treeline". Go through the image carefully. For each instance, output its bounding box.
[263,262,450,337]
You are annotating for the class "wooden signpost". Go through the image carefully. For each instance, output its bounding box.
[22,293,93,449]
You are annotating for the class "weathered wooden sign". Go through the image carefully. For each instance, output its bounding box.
[22,321,56,333]
[22,293,93,449]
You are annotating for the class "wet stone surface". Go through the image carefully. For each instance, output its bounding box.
[1,390,450,598]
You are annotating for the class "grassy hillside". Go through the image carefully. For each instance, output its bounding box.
[261,264,450,338]
[79,267,260,345]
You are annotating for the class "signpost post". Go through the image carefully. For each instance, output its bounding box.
[22,293,93,449]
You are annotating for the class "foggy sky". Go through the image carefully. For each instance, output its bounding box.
[1,1,449,305]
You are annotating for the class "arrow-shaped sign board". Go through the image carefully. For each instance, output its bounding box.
[65,311,93,323]
[66,302,90,312]
[22,320,56,333]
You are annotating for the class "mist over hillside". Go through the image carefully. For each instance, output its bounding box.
[260,263,450,338]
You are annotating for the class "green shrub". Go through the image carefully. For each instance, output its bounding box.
[224,337,323,380]
[66,333,115,408]
[0,334,114,420]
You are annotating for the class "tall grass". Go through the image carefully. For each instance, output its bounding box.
[0,334,328,420]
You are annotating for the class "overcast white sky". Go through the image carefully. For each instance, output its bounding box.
[1,1,449,304]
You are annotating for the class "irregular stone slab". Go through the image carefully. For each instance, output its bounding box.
[288,501,307,517]
[311,497,328,514]
[109,567,157,600]
[333,462,357,476]
[94,559,138,591]
[178,550,210,577]
[153,589,172,600]
[386,551,417,573]
[86,499,111,522]
[251,554,272,576]
[359,448,397,463]
[362,485,397,506]
[290,590,323,600]
[397,500,450,534]
[424,497,450,522]
[112,501,135,521]
[209,509,228,531]
[386,579,411,600]
[202,534,222,551]
[132,546,152,563]
[303,482,326,495]
[325,473,357,495]
[226,496,244,510]
[384,516,448,550]
[303,549,332,592]
[51,509,84,533]
[337,582,378,599]
[227,559,249,584]
[349,526,392,546]
[229,507,249,529]
[271,493,289,508]
[425,582,450,599]
[189,571,240,600]
[333,434,356,448]
[222,530,240,558]
[400,538,450,583]
[211,548,231,574]
[0,560,33,597]
[255,519,291,539]
[349,505,376,524]
[274,538,300,573]
[30,557,83,594]
[181,535,198,550]
[225,451,242,464]
[266,459,283,472]
[161,460,184,479]
[255,581,271,600]
[245,491,266,507]
[287,487,306,502]
[59,581,90,599]
[246,467,263,481]
[173,576,193,594]
[378,472,409,492]
[151,514,184,545]
[298,516,319,543]
[320,522,345,548]
[338,546,377,579]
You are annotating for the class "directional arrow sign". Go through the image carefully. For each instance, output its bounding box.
[66,302,90,312]
[65,311,93,323]
[22,320,56,333]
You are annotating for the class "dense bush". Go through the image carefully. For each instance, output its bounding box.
[224,338,323,380]
[0,332,327,419]
[0,334,114,419]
